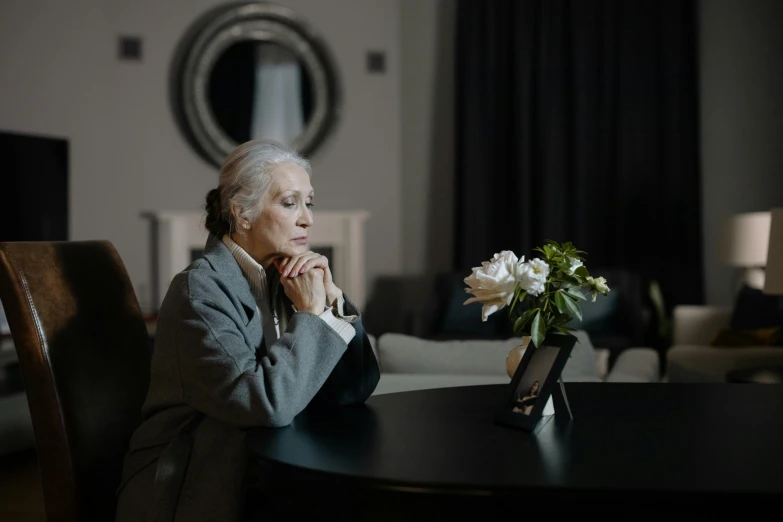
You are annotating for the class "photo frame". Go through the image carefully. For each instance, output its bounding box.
[495,333,577,432]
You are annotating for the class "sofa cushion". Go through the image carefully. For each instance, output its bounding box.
[560,330,601,381]
[604,347,660,382]
[438,280,505,338]
[730,284,783,333]
[571,290,620,334]
[710,327,782,347]
[377,334,522,376]
[666,344,783,382]
[377,330,602,381]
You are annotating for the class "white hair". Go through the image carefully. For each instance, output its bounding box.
[205,139,311,236]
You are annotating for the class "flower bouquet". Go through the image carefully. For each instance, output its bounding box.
[463,240,610,350]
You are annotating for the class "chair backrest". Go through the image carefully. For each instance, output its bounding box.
[0,241,151,522]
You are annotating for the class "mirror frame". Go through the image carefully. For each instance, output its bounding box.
[171,2,341,167]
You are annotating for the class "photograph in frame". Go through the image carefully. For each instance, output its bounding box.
[495,333,576,432]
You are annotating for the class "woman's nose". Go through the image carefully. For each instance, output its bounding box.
[298,210,313,227]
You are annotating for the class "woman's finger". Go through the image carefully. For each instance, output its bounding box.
[286,252,319,276]
[280,254,305,277]
[322,263,334,286]
[297,255,328,275]
[277,257,292,274]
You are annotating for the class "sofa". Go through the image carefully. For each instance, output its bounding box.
[666,305,783,382]
[368,329,661,396]
[362,269,665,373]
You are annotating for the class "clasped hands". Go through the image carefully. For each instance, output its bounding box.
[273,251,342,315]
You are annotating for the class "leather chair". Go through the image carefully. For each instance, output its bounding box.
[0,241,151,521]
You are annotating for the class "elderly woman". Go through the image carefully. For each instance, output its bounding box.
[115,140,380,522]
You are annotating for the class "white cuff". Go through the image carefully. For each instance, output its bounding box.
[332,294,359,323]
[318,308,356,344]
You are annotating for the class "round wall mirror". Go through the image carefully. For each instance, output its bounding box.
[171,2,341,168]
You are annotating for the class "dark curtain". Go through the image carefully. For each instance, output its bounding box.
[208,42,315,144]
[454,0,703,310]
[209,41,255,143]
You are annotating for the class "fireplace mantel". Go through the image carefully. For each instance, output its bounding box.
[143,210,370,312]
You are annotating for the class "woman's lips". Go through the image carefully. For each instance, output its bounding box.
[292,237,308,244]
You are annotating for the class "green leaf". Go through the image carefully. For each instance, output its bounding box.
[551,313,573,326]
[559,273,581,286]
[530,310,546,348]
[560,293,583,321]
[513,308,537,334]
[553,325,575,335]
[574,266,589,278]
[564,287,587,301]
[510,289,527,314]
[554,290,569,314]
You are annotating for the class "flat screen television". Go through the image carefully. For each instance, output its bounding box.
[0,130,69,242]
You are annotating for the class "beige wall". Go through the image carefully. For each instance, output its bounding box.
[699,0,783,306]
[0,0,401,312]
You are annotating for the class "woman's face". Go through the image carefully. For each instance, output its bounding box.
[531,381,539,393]
[238,162,314,267]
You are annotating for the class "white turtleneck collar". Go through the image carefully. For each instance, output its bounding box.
[221,234,269,299]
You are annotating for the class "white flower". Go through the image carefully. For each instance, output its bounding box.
[568,257,583,275]
[518,258,550,297]
[528,258,550,278]
[464,250,520,321]
[586,276,610,301]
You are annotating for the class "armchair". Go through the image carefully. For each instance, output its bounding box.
[666,304,783,382]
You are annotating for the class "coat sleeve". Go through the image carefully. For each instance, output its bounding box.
[308,293,381,407]
[174,277,351,428]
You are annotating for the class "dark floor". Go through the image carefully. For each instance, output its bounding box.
[0,449,45,522]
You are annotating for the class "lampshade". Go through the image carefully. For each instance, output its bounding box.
[763,208,783,295]
[718,211,771,267]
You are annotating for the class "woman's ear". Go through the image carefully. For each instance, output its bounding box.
[229,203,240,224]
[229,203,251,231]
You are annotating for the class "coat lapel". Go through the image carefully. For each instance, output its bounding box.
[200,233,258,318]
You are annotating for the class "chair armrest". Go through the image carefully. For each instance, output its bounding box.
[666,345,783,382]
[594,348,610,380]
[673,305,732,345]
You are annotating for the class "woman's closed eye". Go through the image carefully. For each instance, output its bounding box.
[282,199,314,209]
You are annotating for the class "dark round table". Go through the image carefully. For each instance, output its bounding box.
[246,383,783,518]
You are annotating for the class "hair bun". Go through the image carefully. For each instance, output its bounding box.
[204,187,229,236]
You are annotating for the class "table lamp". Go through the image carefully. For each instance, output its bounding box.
[718,211,771,291]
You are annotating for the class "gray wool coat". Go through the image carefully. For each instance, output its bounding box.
[115,234,380,522]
